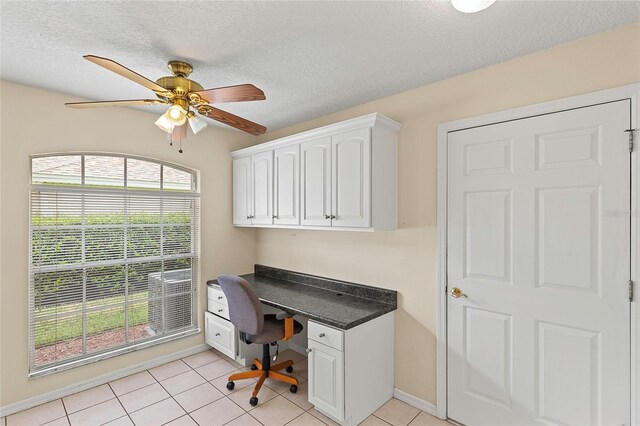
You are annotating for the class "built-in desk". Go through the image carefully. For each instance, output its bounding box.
[205,265,397,426]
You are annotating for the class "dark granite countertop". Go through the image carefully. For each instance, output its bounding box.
[207,265,397,330]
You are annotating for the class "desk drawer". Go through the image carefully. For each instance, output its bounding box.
[207,286,228,306]
[208,300,230,320]
[308,321,343,351]
[205,311,236,359]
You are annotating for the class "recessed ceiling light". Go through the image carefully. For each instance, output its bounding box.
[452,0,496,13]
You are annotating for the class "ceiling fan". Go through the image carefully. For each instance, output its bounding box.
[66,55,267,151]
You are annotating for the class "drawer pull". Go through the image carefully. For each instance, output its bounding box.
[306,348,312,353]
[318,333,326,338]
[218,309,224,313]
[217,296,223,300]
[215,333,221,337]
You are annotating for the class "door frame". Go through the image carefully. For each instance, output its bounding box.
[435,83,640,421]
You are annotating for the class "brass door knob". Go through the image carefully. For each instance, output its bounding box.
[450,287,467,298]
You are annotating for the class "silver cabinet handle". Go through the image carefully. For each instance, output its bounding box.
[306,348,312,353]
[215,333,220,336]
[324,215,331,219]
[331,215,336,219]
[319,333,325,338]
[273,215,278,219]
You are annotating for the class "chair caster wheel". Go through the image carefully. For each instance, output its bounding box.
[250,364,258,371]
[290,385,298,394]
[250,396,258,406]
[286,366,293,373]
[226,382,235,390]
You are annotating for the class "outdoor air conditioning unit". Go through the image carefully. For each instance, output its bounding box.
[147,269,193,335]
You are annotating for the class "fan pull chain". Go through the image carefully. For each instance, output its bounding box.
[179,139,183,154]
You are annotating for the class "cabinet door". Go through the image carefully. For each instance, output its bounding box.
[331,128,371,228]
[274,145,300,225]
[308,340,345,421]
[205,312,236,359]
[301,137,332,226]
[251,151,273,225]
[232,157,252,225]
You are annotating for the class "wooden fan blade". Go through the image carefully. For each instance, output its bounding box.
[84,55,167,93]
[199,107,266,136]
[193,84,265,104]
[65,99,167,108]
[169,123,188,141]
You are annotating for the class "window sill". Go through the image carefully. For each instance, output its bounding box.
[28,327,201,379]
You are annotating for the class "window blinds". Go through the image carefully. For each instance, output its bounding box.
[29,154,200,376]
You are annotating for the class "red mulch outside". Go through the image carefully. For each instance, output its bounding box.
[35,324,152,366]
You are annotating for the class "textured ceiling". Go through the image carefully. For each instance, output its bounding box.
[1,1,639,133]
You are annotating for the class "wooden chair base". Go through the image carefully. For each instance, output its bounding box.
[227,357,299,399]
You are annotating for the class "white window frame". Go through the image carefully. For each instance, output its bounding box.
[28,153,201,378]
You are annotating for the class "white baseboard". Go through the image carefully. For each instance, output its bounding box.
[0,344,209,417]
[393,388,438,418]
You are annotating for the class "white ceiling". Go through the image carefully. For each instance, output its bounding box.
[1,1,638,133]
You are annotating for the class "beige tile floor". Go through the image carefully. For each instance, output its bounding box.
[4,349,448,426]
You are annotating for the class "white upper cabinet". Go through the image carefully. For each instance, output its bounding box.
[301,137,332,226]
[251,151,273,225]
[230,113,400,231]
[232,156,251,225]
[331,128,371,228]
[274,145,300,225]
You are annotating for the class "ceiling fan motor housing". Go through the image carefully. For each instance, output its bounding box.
[156,61,204,103]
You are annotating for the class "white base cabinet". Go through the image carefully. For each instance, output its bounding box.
[205,311,236,359]
[231,113,400,231]
[307,312,395,426]
[308,340,345,420]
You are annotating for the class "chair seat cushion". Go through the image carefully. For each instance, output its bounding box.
[248,314,303,344]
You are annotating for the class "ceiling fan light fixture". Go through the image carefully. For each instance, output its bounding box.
[451,0,495,13]
[188,114,208,135]
[155,113,175,133]
[166,105,187,126]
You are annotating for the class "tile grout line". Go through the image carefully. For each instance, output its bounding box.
[219,396,252,426]
[406,410,422,425]
[372,413,393,425]
[60,396,118,424]
[58,396,70,426]
[150,376,186,425]
[283,410,308,425]
[107,382,135,426]
[246,410,266,426]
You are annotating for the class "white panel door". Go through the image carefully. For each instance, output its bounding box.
[232,157,252,225]
[308,340,345,421]
[274,145,300,225]
[331,128,371,228]
[251,151,273,225]
[447,101,631,425]
[301,137,332,226]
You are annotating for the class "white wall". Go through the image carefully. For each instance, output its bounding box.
[0,82,257,406]
[2,22,639,410]
[251,23,640,405]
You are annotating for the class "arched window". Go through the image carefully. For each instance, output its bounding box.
[29,153,200,376]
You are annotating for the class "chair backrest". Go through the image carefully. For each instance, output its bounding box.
[217,274,264,336]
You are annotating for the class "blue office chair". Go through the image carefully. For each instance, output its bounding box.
[217,274,303,406]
